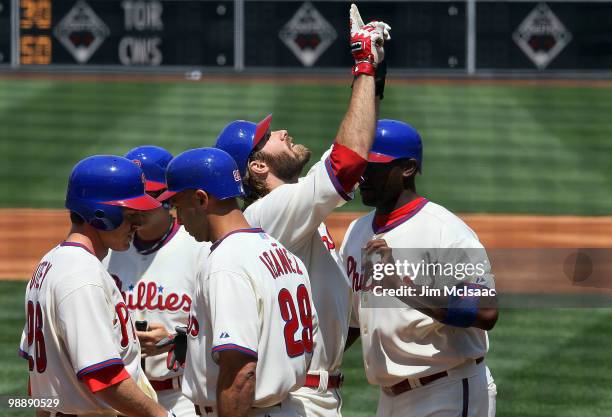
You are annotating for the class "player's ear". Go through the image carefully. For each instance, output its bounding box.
[401,159,419,178]
[248,159,269,177]
[194,189,209,210]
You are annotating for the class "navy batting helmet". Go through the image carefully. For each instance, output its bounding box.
[125,145,173,191]
[369,120,423,171]
[65,155,161,231]
[157,147,245,202]
[214,114,272,176]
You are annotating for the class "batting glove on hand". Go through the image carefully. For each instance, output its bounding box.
[156,325,188,372]
[350,4,392,76]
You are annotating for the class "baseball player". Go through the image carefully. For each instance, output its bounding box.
[156,147,318,417]
[103,146,210,417]
[339,120,499,417]
[19,155,175,417]
[214,6,390,416]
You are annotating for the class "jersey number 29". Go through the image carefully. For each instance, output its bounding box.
[278,284,313,357]
[26,301,47,373]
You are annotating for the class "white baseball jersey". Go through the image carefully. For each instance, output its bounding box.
[182,228,318,409]
[339,198,495,387]
[19,242,142,414]
[103,222,210,381]
[244,149,353,374]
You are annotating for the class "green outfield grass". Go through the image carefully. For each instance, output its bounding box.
[0,79,611,214]
[2,280,612,417]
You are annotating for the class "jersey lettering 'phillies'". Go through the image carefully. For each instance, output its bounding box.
[113,280,192,313]
[104,224,210,382]
[182,228,318,409]
[19,243,142,414]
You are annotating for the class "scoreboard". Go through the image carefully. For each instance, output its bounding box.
[2,0,611,71]
[12,0,235,67]
[2,0,467,70]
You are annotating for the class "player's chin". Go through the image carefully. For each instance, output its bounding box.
[184,225,203,242]
[359,188,378,207]
[293,144,311,162]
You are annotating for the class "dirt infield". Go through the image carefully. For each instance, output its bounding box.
[3,209,612,290]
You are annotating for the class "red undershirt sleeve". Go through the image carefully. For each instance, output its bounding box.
[328,142,368,194]
[80,363,130,393]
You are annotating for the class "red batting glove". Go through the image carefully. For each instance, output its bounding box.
[349,5,391,77]
[351,26,383,76]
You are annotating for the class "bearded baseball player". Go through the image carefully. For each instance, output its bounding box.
[103,146,210,417]
[213,5,389,417]
[339,120,499,417]
[157,147,318,417]
[19,155,175,417]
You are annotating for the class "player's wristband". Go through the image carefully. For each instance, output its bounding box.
[440,284,478,328]
[352,61,376,77]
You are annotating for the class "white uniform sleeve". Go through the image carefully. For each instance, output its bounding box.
[441,225,496,290]
[245,158,351,250]
[209,271,260,361]
[56,284,125,378]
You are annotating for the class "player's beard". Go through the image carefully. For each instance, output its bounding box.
[269,143,311,183]
[244,143,311,205]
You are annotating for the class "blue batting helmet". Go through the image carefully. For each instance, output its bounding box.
[214,114,273,176]
[65,155,161,231]
[369,120,423,170]
[157,148,245,202]
[125,145,173,191]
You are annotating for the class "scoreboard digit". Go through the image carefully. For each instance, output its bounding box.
[20,0,51,29]
[19,0,52,65]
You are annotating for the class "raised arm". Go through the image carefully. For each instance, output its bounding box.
[339,4,392,157]
[335,75,378,159]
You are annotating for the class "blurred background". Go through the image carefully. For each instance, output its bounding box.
[1,0,612,416]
